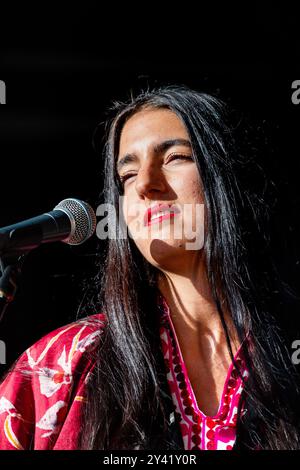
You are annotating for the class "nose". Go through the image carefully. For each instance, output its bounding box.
[135,161,167,198]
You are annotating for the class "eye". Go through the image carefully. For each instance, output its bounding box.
[166,153,193,163]
[119,172,136,185]
[118,154,193,186]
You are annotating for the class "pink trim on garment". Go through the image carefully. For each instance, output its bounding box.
[157,293,249,450]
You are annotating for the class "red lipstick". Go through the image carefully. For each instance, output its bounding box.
[144,203,180,226]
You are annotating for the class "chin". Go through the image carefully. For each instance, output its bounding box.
[146,239,187,263]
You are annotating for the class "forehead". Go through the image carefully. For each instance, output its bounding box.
[119,108,189,151]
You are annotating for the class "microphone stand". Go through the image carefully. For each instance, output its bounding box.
[0,254,25,323]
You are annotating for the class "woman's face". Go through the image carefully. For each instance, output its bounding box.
[117,108,205,272]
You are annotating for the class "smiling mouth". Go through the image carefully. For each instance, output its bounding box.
[146,209,179,226]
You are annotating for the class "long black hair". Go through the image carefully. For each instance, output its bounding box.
[79,85,300,449]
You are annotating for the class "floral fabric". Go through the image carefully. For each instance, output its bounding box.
[0,297,248,450]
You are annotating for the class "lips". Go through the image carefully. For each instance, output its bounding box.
[144,203,180,226]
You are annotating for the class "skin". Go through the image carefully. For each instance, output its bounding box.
[117,108,240,417]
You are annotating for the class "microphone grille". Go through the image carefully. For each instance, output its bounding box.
[54,198,97,245]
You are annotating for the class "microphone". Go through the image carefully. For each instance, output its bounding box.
[0,198,97,256]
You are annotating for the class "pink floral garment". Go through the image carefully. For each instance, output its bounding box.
[157,294,249,450]
[0,297,248,450]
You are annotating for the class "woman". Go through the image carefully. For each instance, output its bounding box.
[0,85,299,450]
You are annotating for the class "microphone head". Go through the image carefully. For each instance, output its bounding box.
[54,198,97,245]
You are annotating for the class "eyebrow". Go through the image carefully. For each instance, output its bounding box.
[116,138,191,173]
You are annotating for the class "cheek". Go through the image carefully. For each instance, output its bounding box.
[122,197,140,226]
[175,173,204,205]
[178,176,205,241]
[170,161,204,198]
[122,198,147,240]
[189,170,205,201]
[122,198,130,225]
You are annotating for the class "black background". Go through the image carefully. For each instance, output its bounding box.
[0,3,299,375]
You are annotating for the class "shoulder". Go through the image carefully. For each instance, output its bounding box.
[25,312,107,370]
[37,312,107,345]
[0,313,106,449]
[1,312,107,383]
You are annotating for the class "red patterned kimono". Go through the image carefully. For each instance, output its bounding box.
[0,295,248,450]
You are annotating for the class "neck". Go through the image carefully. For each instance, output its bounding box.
[157,254,239,355]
